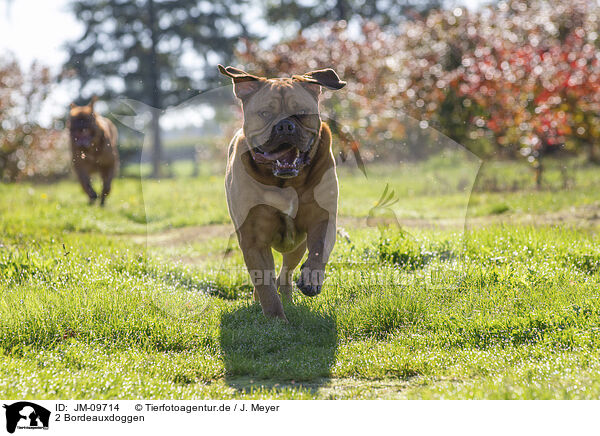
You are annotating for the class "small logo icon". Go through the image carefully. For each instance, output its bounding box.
[3,402,50,434]
[367,183,401,230]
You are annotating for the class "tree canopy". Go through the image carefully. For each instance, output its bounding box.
[265,0,443,30]
[64,0,250,106]
[239,0,600,178]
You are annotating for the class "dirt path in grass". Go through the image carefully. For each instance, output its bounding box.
[135,223,235,247]
[224,376,416,399]
[224,375,461,399]
[132,203,600,251]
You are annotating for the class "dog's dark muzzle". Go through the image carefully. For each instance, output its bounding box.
[251,118,315,178]
[275,118,295,135]
[71,132,93,148]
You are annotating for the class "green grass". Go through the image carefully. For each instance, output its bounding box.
[1,159,600,399]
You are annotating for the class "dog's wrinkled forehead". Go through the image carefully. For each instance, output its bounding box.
[69,108,95,130]
[70,116,95,131]
[246,79,319,113]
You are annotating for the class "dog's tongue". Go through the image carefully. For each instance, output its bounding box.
[278,147,298,165]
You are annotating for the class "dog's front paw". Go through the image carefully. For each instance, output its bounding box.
[297,281,321,297]
[296,262,324,297]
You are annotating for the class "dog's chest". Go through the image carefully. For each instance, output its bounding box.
[226,143,301,228]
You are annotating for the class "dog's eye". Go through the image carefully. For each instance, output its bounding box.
[297,109,308,115]
[259,110,272,119]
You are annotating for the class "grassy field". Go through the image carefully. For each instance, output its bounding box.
[1,158,600,399]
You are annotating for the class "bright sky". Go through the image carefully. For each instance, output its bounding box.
[1,0,485,128]
[0,0,80,67]
[0,0,231,128]
[0,0,81,125]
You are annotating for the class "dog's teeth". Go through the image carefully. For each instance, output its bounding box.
[276,159,281,166]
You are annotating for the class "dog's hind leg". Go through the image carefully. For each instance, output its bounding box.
[74,165,97,204]
[100,165,115,206]
[277,239,306,303]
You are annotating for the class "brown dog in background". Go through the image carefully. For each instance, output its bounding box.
[69,97,119,206]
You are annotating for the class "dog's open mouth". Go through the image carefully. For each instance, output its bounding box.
[253,142,310,178]
[73,136,92,147]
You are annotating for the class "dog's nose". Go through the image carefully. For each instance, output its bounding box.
[275,119,295,134]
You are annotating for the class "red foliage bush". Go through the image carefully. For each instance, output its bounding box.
[237,0,600,164]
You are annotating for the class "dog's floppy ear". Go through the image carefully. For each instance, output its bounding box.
[218,64,264,100]
[88,95,98,112]
[294,68,346,97]
[300,68,346,90]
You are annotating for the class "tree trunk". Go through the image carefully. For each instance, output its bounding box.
[588,142,600,165]
[148,0,162,178]
[335,0,347,20]
[150,108,162,179]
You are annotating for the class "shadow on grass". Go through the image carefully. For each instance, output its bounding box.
[219,303,337,395]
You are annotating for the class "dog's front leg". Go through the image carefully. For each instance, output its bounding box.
[239,242,286,321]
[296,218,336,297]
[74,165,97,203]
[100,165,115,206]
